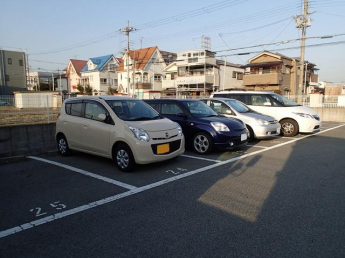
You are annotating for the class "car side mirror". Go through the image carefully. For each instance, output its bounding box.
[98,113,107,121]
[225,109,233,115]
[177,113,187,118]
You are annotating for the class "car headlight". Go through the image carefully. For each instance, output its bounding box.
[293,112,313,119]
[211,122,230,132]
[129,126,150,142]
[176,123,183,136]
[255,118,269,125]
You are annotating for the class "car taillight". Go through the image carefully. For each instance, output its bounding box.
[57,113,60,119]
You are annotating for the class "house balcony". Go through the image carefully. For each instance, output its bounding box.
[177,57,216,66]
[176,75,215,86]
[134,82,151,89]
[162,79,176,90]
[243,73,281,86]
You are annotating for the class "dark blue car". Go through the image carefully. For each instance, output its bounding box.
[144,99,248,154]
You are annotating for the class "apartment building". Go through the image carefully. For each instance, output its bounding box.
[243,51,319,95]
[0,50,27,94]
[162,49,244,97]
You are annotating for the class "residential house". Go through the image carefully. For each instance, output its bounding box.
[66,59,87,93]
[80,54,120,94]
[162,49,244,98]
[242,51,319,95]
[0,50,27,95]
[28,71,61,91]
[117,46,175,98]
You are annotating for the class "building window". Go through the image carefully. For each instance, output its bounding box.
[5,75,10,81]
[193,53,199,57]
[178,67,186,76]
[188,53,191,57]
[8,58,12,65]
[19,59,24,66]
[100,78,107,84]
[154,75,162,81]
[232,71,244,80]
[114,79,118,86]
[188,58,198,63]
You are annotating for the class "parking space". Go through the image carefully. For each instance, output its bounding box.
[0,121,343,239]
[0,158,127,231]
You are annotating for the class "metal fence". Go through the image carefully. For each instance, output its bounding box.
[0,95,62,126]
[0,93,344,126]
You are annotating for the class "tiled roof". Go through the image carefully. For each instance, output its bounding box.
[69,59,87,76]
[81,54,114,72]
[117,46,158,72]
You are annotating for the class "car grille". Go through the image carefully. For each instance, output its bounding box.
[151,139,181,155]
[152,134,178,141]
[313,115,320,121]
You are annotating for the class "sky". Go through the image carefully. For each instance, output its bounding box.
[1,0,345,83]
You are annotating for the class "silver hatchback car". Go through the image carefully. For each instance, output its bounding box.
[200,98,280,140]
[56,96,185,172]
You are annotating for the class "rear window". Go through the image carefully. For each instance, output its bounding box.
[65,102,83,117]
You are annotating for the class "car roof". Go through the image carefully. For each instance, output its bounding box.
[214,91,274,94]
[65,95,137,102]
[200,97,236,101]
[144,98,201,102]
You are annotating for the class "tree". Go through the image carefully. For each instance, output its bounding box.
[85,84,93,95]
[76,84,84,94]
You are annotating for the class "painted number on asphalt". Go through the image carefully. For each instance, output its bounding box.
[30,201,66,217]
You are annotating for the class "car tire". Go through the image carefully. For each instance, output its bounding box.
[280,119,299,137]
[192,132,213,155]
[57,134,71,156]
[114,144,136,172]
[246,125,255,141]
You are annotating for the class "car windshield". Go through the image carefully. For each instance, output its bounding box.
[270,94,299,107]
[182,101,218,118]
[106,100,162,121]
[223,99,251,113]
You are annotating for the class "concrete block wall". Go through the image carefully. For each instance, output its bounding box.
[0,124,56,158]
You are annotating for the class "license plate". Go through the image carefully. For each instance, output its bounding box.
[241,133,247,141]
[157,143,170,154]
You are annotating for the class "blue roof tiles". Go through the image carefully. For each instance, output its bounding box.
[81,54,114,72]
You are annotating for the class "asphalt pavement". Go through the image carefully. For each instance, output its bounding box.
[0,122,344,258]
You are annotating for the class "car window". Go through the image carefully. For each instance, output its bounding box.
[251,95,272,106]
[229,94,246,103]
[224,99,250,113]
[148,103,160,113]
[182,101,218,118]
[161,103,183,115]
[106,100,160,121]
[210,100,230,114]
[85,102,108,122]
[66,102,83,117]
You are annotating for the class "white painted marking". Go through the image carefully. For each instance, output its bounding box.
[246,145,269,149]
[181,154,221,163]
[27,156,137,190]
[1,124,344,239]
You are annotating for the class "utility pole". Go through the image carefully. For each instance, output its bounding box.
[223,52,227,91]
[120,21,137,96]
[295,0,312,102]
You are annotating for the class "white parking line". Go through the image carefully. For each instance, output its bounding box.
[1,124,344,239]
[27,156,137,191]
[181,154,222,163]
[246,145,269,149]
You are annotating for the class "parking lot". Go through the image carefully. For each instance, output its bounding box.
[1,121,345,257]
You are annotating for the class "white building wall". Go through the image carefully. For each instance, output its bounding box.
[218,66,245,90]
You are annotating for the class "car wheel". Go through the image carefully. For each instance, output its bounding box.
[280,119,299,137]
[114,144,136,172]
[246,125,255,141]
[193,132,213,155]
[57,135,71,156]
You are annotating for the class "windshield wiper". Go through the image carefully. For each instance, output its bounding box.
[129,117,154,121]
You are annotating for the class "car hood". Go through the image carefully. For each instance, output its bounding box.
[240,111,276,121]
[287,105,319,115]
[198,116,245,129]
[124,118,177,132]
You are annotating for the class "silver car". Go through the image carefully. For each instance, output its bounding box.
[200,98,280,140]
